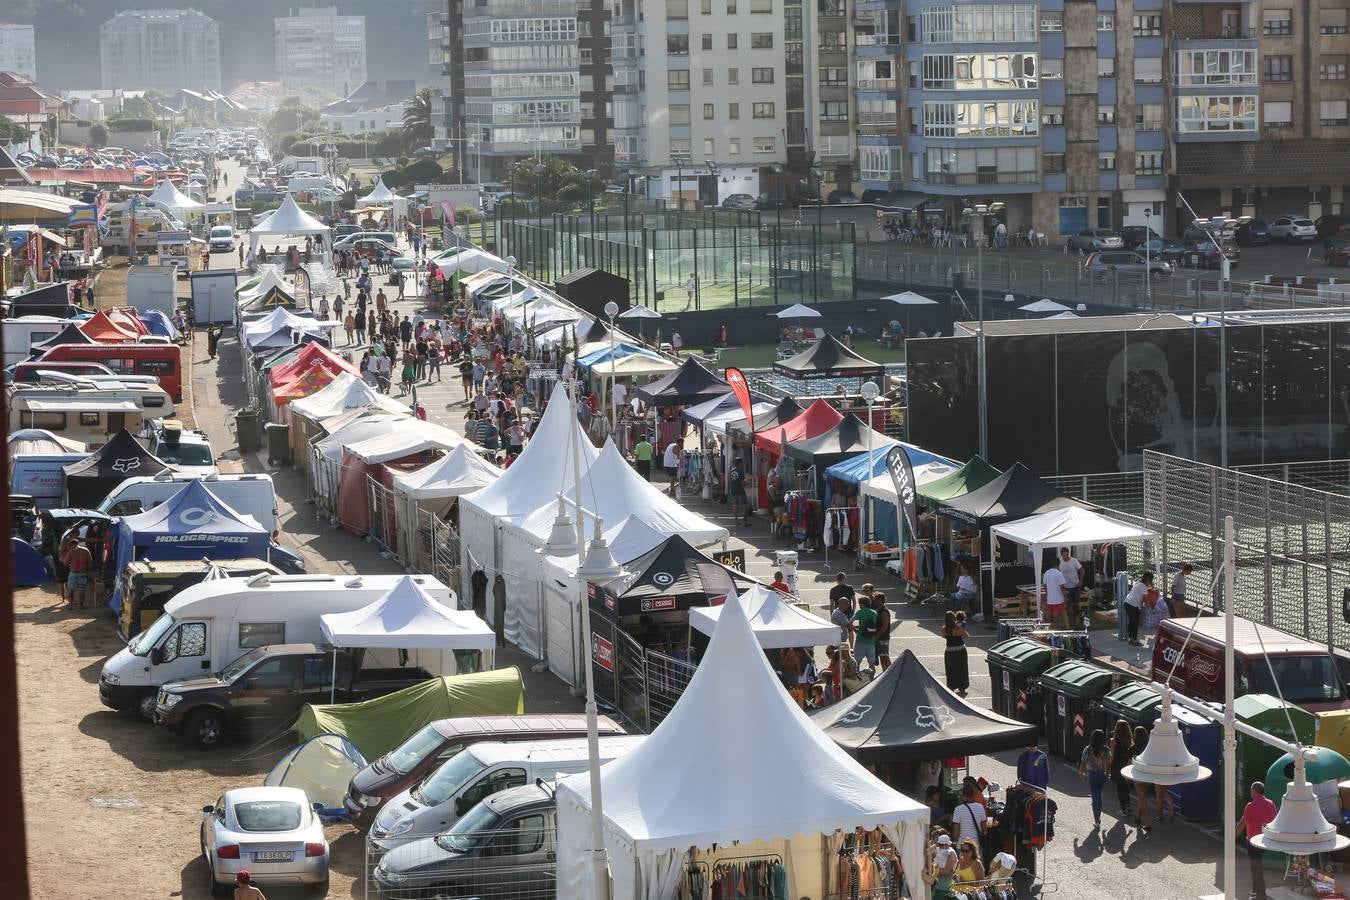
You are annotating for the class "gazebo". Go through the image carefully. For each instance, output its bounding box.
[248,195,332,267]
[146,179,204,222]
[773,333,885,382]
[687,583,839,648]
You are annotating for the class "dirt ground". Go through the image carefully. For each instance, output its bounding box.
[16,585,366,900]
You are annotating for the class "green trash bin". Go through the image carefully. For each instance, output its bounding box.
[265,422,292,466]
[1099,682,1162,732]
[986,638,1055,730]
[1040,660,1116,761]
[235,408,261,453]
[1235,693,1314,804]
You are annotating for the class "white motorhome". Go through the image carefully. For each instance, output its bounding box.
[96,472,277,531]
[8,382,175,446]
[2,316,70,367]
[99,573,457,719]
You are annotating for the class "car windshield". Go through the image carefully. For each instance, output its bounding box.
[413,749,487,807]
[157,443,213,466]
[130,613,176,656]
[385,725,448,774]
[235,800,303,832]
[210,227,231,238]
[434,801,501,853]
[220,647,268,682]
[1250,656,1344,703]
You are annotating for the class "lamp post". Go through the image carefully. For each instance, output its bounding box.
[810,167,823,301]
[604,300,619,428]
[860,381,880,554]
[966,202,989,460]
[1144,208,1153,304]
[1179,192,1228,466]
[769,164,784,306]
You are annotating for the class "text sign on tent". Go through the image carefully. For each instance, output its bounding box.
[592,633,615,671]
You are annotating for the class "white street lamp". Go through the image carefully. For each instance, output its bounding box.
[604,300,620,429]
[859,380,880,556]
[1144,208,1153,303]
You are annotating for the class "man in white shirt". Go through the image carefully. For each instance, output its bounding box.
[1058,547,1084,626]
[613,380,628,411]
[1124,572,1153,646]
[1042,565,1068,630]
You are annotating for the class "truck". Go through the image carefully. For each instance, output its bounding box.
[154,644,432,749]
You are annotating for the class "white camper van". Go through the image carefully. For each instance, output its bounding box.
[8,382,175,446]
[2,316,69,367]
[96,472,277,531]
[99,573,456,719]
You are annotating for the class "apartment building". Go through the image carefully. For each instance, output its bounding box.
[274,7,367,98]
[99,8,221,92]
[0,24,37,82]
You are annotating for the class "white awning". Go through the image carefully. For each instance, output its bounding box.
[22,397,140,412]
[688,584,839,648]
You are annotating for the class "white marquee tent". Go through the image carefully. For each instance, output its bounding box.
[392,443,501,507]
[556,591,930,900]
[342,420,464,464]
[688,584,839,649]
[236,269,295,304]
[358,177,398,205]
[240,306,337,349]
[147,179,204,218]
[249,195,332,263]
[310,412,412,500]
[288,371,411,422]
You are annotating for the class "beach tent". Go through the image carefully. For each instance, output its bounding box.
[773,333,885,380]
[265,733,367,821]
[917,455,1002,502]
[240,306,336,350]
[688,584,838,649]
[268,341,358,389]
[249,195,328,239]
[30,322,96,354]
[635,356,730,407]
[812,649,1037,762]
[12,538,50,586]
[9,428,84,455]
[752,398,843,453]
[236,269,294,304]
[824,442,957,486]
[556,592,928,900]
[79,309,141,342]
[61,429,169,508]
[856,462,960,546]
[358,177,397,205]
[138,309,179,340]
[309,412,411,503]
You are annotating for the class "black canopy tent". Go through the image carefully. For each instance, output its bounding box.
[61,429,170,508]
[783,411,897,470]
[773,333,886,380]
[7,282,75,318]
[29,322,97,355]
[593,534,763,619]
[724,396,802,443]
[635,356,731,407]
[811,649,1037,762]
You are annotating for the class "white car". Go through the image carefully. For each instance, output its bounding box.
[148,426,218,478]
[201,787,329,895]
[1269,216,1317,242]
[208,225,235,253]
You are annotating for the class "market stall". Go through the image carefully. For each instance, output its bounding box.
[773,332,886,384]
[247,195,332,267]
[310,412,412,513]
[335,421,465,537]
[287,371,411,469]
[61,428,169,508]
[824,443,959,547]
[635,355,731,408]
[688,583,838,649]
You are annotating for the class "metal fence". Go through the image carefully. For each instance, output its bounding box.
[1142,450,1350,650]
[362,826,558,900]
[365,475,463,589]
[588,614,697,733]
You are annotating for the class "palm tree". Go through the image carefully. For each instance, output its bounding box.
[401,88,434,150]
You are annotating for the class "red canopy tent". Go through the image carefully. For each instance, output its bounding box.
[267,342,357,389]
[752,397,843,453]
[104,307,147,336]
[79,309,142,342]
[272,364,346,406]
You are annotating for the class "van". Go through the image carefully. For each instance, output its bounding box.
[10,452,90,510]
[1152,616,1350,712]
[96,473,278,532]
[36,343,183,402]
[2,316,69,367]
[98,573,455,719]
[10,361,117,384]
[369,735,645,848]
[114,558,281,642]
[8,383,175,446]
[287,175,342,195]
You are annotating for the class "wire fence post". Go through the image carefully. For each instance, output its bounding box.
[1263,480,1273,627]
[1328,493,1337,651]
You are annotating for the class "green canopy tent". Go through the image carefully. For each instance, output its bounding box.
[917,455,1001,503]
[292,666,526,758]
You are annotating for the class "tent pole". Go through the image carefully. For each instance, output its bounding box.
[1033,541,1042,629]
[330,647,337,704]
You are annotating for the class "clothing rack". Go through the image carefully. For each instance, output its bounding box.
[697,851,787,900]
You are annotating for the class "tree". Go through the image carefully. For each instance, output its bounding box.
[88,123,108,147]
[506,157,602,211]
[121,95,154,118]
[266,103,318,137]
[400,88,434,150]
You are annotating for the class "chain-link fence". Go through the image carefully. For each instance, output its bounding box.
[363,825,558,900]
[1142,450,1350,650]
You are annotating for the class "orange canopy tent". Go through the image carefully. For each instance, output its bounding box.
[267,342,358,389]
[752,397,844,453]
[272,364,346,405]
[80,309,144,342]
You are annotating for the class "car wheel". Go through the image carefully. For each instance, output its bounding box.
[207,859,228,897]
[186,708,226,750]
[136,691,158,721]
[310,875,330,897]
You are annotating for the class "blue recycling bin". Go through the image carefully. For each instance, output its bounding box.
[1167,705,1222,821]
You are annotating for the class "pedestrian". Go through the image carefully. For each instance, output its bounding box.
[873,590,892,670]
[633,433,654,480]
[769,570,790,594]
[458,357,474,398]
[684,272,697,310]
[662,439,679,494]
[376,353,391,392]
[851,594,879,670]
[318,295,329,320]
[726,455,750,527]
[333,294,344,321]
[238,244,244,267]
[353,313,366,344]
[1124,572,1152,646]
[954,839,985,887]
[831,591,855,645]
[672,331,683,354]
[376,288,387,315]
[930,834,957,900]
[1236,782,1277,900]
[428,341,442,381]
[1169,563,1194,617]
[206,324,219,358]
[951,782,988,848]
[62,537,93,609]
[492,574,508,648]
[233,870,266,900]
[1058,547,1084,626]
[400,314,413,348]
[343,312,355,345]
[1042,560,1069,629]
[1080,728,1109,827]
[415,338,429,380]
[400,347,416,393]
[1108,720,1136,823]
[942,610,969,694]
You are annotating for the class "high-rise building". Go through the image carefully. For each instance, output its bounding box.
[0,24,37,82]
[274,7,367,98]
[99,9,221,92]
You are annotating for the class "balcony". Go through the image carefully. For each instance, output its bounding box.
[482,138,583,153]
[854,32,901,46]
[857,114,899,134]
[924,169,1039,185]
[856,77,897,91]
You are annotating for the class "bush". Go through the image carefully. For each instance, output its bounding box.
[108,116,155,133]
[89,123,109,147]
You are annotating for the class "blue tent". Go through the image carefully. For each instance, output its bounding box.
[137,310,180,340]
[823,443,959,547]
[575,342,658,370]
[12,538,51,586]
[110,480,270,613]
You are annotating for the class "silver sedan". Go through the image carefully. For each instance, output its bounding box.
[201,786,330,895]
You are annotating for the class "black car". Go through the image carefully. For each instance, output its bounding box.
[827,189,861,205]
[1234,219,1270,246]
[1138,237,1187,263]
[1181,237,1241,269]
[1119,226,1160,250]
[755,192,791,210]
[1316,215,1345,241]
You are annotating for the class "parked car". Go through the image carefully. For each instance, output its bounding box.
[1083,250,1172,281]
[720,193,756,210]
[154,644,432,749]
[1234,219,1270,246]
[1137,237,1187,263]
[826,189,861,205]
[347,238,403,261]
[1327,242,1350,266]
[333,231,399,250]
[201,786,329,895]
[1269,216,1317,242]
[146,420,217,479]
[1324,227,1350,249]
[207,225,235,253]
[1316,214,1346,241]
[1181,237,1241,269]
[755,192,790,210]
[1118,226,1160,250]
[1066,228,1125,252]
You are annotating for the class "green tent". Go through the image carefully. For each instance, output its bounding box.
[918,455,1001,503]
[292,667,526,758]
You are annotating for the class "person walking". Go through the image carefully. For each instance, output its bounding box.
[852,594,879,671]
[662,440,680,495]
[427,341,442,382]
[1058,547,1084,626]
[492,574,508,649]
[343,312,355,345]
[633,433,654,480]
[318,295,329,320]
[1042,562,1069,629]
[1080,728,1110,828]
[727,456,751,527]
[62,538,93,610]
[1236,781,1277,900]
[1124,572,1152,646]
[353,312,366,344]
[1170,563,1194,617]
[873,591,893,670]
[1108,720,1137,824]
[238,244,245,267]
[942,611,969,695]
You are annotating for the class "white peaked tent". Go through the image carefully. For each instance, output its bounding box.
[240,306,337,348]
[288,371,410,422]
[556,591,929,900]
[435,247,510,277]
[688,584,839,649]
[359,177,398,205]
[147,179,203,217]
[342,419,464,464]
[775,302,821,318]
[310,412,412,500]
[236,268,294,303]
[392,443,501,510]
[1019,298,1071,313]
[249,195,332,262]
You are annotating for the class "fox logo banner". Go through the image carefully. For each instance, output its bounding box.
[111,458,141,474]
[915,704,956,731]
[885,444,918,543]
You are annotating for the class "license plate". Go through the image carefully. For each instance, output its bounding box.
[254,851,292,861]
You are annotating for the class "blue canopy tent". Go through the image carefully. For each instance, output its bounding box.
[137,309,180,340]
[109,480,270,613]
[575,342,661,370]
[12,538,51,586]
[823,443,958,546]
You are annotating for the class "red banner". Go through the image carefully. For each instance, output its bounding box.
[439,199,457,228]
[724,366,754,431]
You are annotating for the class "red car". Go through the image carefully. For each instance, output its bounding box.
[348,238,402,261]
[1327,240,1350,266]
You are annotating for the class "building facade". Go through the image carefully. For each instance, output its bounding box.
[274,7,367,98]
[0,24,37,82]
[99,9,221,92]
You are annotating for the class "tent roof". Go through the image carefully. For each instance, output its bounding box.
[272,364,344,404]
[936,462,1087,528]
[268,341,358,389]
[688,585,839,648]
[320,576,495,650]
[358,177,397,205]
[31,322,97,353]
[461,381,599,517]
[811,649,1038,762]
[783,412,897,467]
[315,413,411,462]
[917,455,1002,502]
[556,591,928,854]
[774,302,821,318]
[80,309,141,342]
[990,506,1157,550]
[773,333,885,379]
[753,398,843,453]
[634,356,730,407]
[117,479,267,536]
[824,442,957,485]
[883,291,938,306]
[147,179,203,211]
[8,428,85,454]
[703,401,776,439]
[434,247,508,276]
[680,391,744,426]
[62,428,168,481]
[236,268,292,302]
[288,371,410,421]
[138,310,179,340]
[861,461,958,504]
[391,443,501,500]
[725,396,802,441]
[249,194,330,235]
[342,420,464,464]
[587,352,678,378]
[239,283,299,312]
[605,534,763,617]
[1020,298,1071,313]
[241,307,335,348]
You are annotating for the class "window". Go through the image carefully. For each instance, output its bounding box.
[1098,151,1116,171]
[926,52,1039,90]
[821,66,847,85]
[302,656,334,689]
[667,34,689,55]
[860,145,902,180]
[1133,14,1162,37]
[1098,57,1116,78]
[701,33,712,49]
[751,0,772,11]
[488,814,548,857]
[1134,57,1162,83]
[751,32,773,48]
[753,136,776,153]
[1135,151,1163,176]
[704,137,716,155]
[1263,9,1292,36]
[753,101,775,118]
[1264,100,1293,127]
[1322,8,1349,34]
[462,769,528,810]
[922,100,1039,136]
[924,146,1038,184]
[239,622,285,649]
[701,0,711,12]
[668,69,690,89]
[1042,58,1063,80]
[1096,13,1114,30]
[1098,105,1116,124]
[160,622,207,663]
[1136,103,1164,131]
[1321,100,1349,126]
[1043,153,1065,173]
[728,137,741,154]
[670,103,691,124]
[1041,13,1062,32]
[1176,95,1259,131]
[667,0,688,18]
[1322,55,1348,80]
[729,102,740,118]
[752,67,775,83]
[1177,49,1257,85]
[79,412,100,426]
[242,658,294,689]
[726,0,736,10]
[727,33,738,49]
[1265,54,1293,82]
[1041,105,1064,126]
[670,139,692,158]
[818,30,843,50]
[920,5,1037,43]
[703,102,715,118]
[922,54,954,88]
[820,100,848,120]
[728,67,739,83]
[703,67,714,84]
